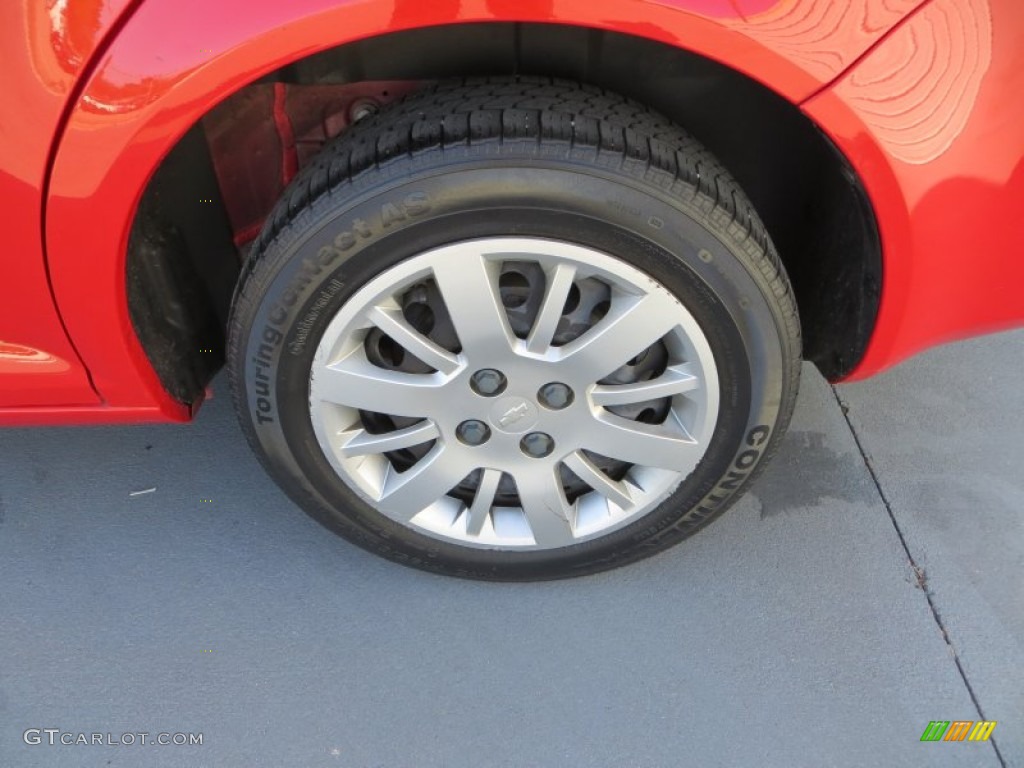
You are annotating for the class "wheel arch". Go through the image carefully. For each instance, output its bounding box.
[46,0,899,416]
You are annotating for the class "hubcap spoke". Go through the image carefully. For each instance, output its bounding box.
[338,420,440,458]
[563,451,634,510]
[312,352,449,418]
[525,262,577,354]
[515,466,577,548]
[377,446,469,521]
[366,304,461,375]
[584,412,702,472]
[590,363,700,407]
[465,468,502,536]
[559,292,679,381]
[431,254,514,357]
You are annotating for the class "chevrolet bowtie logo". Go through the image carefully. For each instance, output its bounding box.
[498,402,530,426]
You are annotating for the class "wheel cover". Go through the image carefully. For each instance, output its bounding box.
[309,238,719,550]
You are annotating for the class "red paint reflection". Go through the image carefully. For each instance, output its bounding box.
[834,0,992,165]
[729,0,922,81]
[0,341,71,373]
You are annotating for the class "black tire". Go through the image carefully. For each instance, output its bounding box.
[228,77,801,580]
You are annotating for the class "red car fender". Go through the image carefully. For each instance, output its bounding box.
[45,0,930,419]
[803,0,1024,380]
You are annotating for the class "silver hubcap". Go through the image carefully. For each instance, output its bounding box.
[309,238,719,550]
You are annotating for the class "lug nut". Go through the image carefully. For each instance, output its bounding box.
[470,369,507,397]
[520,432,554,458]
[538,382,574,410]
[456,420,491,446]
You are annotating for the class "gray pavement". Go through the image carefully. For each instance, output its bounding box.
[1,330,1021,767]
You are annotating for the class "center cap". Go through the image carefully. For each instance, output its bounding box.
[488,396,539,434]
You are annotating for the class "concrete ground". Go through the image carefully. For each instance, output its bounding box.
[1,329,1021,768]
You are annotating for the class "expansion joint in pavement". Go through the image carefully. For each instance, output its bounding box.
[831,385,1006,768]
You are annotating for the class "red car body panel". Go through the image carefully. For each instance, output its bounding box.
[1,0,1021,424]
[805,0,1024,380]
[0,0,133,410]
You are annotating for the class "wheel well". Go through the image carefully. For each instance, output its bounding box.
[127,22,880,404]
